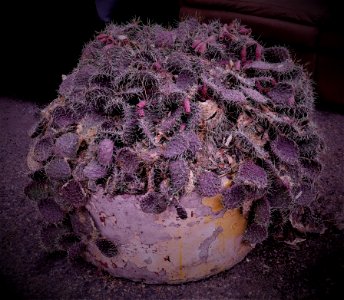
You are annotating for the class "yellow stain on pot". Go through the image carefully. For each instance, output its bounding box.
[219,209,247,238]
[216,209,247,253]
[201,177,233,213]
[202,194,224,213]
[179,245,184,280]
[178,228,186,280]
[201,179,246,251]
[202,207,246,238]
[167,204,247,281]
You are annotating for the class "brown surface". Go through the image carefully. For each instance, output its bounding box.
[182,0,330,26]
[0,97,343,299]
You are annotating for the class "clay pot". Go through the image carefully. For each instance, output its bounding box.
[83,188,252,284]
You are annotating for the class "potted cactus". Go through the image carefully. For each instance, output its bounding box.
[25,18,325,284]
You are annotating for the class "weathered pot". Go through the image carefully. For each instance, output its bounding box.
[83,186,252,284]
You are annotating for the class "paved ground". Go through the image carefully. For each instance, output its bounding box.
[0,97,343,299]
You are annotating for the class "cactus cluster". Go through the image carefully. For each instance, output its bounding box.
[26,18,324,261]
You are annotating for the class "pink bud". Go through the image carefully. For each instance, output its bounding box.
[287,95,296,106]
[106,36,115,45]
[219,25,229,41]
[137,108,145,118]
[201,84,207,98]
[103,44,114,51]
[192,39,202,49]
[98,37,108,43]
[228,32,239,42]
[219,30,225,41]
[238,26,251,35]
[180,123,186,131]
[195,42,207,54]
[240,46,247,64]
[152,62,162,71]
[228,21,236,31]
[255,81,264,94]
[255,44,263,60]
[96,33,108,41]
[206,35,216,43]
[234,60,241,71]
[183,98,191,114]
[255,81,270,94]
[137,100,147,109]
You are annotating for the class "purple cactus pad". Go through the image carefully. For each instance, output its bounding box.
[184,131,202,156]
[55,132,79,158]
[243,223,268,244]
[164,134,188,159]
[253,197,271,226]
[83,160,107,180]
[290,205,325,234]
[95,238,118,258]
[45,158,72,180]
[266,178,293,209]
[97,139,114,166]
[33,136,54,162]
[60,180,88,208]
[115,148,141,174]
[295,182,317,206]
[38,198,65,224]
[222,184,247,209]
[25,181,50,202]
[176,69,196,89]
[241,86,268,104]
[222,88,247,104]
[140,192,168,214]
[267,82,295,106]
[271,135,299,165]
[169,160,189,193]
[263,47,290,63]
[301,158,322,178]
[197,171,221,197]
[51,106,76,128]
[236,160,268,190]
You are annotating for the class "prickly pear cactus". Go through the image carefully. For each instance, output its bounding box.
[26,18,325,279]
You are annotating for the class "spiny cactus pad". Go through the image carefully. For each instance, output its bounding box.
[196,171,221,197]
[26,18,324,274]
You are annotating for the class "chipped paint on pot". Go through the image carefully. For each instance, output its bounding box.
[84,189,251,284]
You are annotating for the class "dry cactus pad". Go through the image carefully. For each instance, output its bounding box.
[25,19,325,284]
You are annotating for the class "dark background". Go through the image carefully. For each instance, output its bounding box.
[0,0,179,103]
